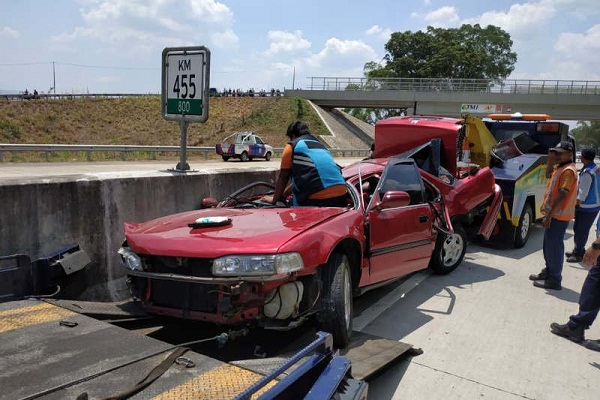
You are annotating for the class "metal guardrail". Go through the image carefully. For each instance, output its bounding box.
[305,77,600,95]
[0,144,369,162]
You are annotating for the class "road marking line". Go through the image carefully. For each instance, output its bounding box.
[353,271,431,331]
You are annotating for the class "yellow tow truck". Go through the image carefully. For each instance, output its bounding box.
[461,113,575,247]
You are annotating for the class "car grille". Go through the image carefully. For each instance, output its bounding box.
[150,279,220,314]
[141,256,220,313]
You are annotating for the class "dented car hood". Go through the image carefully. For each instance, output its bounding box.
[124,207,347,258]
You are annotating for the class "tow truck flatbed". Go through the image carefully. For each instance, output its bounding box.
[0,299,415,399]
[1,300,368,399]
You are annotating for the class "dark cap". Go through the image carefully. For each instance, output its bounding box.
[581,147,596,160]
[549,141,574,153]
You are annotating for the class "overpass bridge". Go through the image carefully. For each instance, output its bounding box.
[286,77,600,120]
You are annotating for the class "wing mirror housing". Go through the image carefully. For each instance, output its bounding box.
[373,191,411,211]
[200,197,219,209]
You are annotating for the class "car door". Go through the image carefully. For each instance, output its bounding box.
[367,159,435,284]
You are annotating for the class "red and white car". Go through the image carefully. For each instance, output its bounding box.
[119,142,501,347]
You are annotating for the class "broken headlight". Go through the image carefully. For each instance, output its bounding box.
[118,247,143,271]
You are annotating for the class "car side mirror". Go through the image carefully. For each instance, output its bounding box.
[200,197,219,209]
[374,191,411,211]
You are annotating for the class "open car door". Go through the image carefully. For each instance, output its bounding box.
[366,159,436,284]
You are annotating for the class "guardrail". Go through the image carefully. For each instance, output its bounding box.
[304,77,600,95]
[0,144,369,162]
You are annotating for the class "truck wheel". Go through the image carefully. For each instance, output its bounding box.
[429,225,467,275]
[240,151,249,162]
[265,152,272,161]
[317,253,352,348]
[514,203,533,248]
[222,156,230,162]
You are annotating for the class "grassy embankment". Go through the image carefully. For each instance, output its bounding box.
[0,95,327,162]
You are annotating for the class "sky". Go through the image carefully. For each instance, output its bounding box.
[0,0,599,95]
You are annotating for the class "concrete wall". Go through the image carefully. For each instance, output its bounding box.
[0,169,277,301]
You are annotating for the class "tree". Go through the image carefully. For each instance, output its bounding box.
[347,24,517,124]
[371,24,516,81]
[572,121,600,149]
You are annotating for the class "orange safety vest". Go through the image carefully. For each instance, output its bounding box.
[542,163,577,221]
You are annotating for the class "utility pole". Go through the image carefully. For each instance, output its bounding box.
[292,66,296,89]
[52,62,56,96]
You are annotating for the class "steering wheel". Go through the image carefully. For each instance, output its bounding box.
[219,181,279,208]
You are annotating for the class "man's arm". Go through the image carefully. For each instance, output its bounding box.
[271,169,291,204]
[577,172,592,206]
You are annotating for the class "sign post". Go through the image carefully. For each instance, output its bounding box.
[161,46,210,171]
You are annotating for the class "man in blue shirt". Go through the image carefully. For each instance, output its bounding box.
[566,147,600,262]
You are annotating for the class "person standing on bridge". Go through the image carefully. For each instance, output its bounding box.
[566,147,600,263]
[261,121,347,207]
[529,141,578,290]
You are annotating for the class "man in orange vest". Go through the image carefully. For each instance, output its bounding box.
[529,141,577,290]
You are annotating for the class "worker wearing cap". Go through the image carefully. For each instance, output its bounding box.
[529,141,578,290]
[263,121,347,207]
[566,147,600,263]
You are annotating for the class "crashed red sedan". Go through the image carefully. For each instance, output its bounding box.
[119,145,501,347]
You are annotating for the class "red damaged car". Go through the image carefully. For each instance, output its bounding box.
[119,140,501,347]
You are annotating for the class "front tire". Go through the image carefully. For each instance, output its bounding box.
[240,151,249,162]
[429,224,467,275]
[265,152,272,161]
[514,203,533,248]
[317,253,353,348]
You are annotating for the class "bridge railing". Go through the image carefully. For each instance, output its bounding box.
[0,144,369,162]
[305,77,600,95]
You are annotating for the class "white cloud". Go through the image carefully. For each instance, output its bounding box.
[262,30,311,56]
[0,26,19,39]
[50,0,238,59]
[552,24,600,79]
[366,25,393,41]
[303,38,377,75]
[464,1,556,34]
[424,6,459,27]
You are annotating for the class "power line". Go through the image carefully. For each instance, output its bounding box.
[0,61,157,71]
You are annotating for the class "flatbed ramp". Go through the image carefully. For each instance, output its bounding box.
[0,300,414,399]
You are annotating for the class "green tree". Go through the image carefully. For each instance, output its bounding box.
[572,121,600,148]
[373,24,516,81]
[348,24,517,124]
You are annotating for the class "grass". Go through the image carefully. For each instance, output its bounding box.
[0,95,329,162]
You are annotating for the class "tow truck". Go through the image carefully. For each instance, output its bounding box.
[461,113,575,247]
[215,131,274,162]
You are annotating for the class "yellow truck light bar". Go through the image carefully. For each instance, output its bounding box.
[487,113,551,121]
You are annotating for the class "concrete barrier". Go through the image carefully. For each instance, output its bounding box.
[0,169,278,301]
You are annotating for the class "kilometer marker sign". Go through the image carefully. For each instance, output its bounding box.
[161,46,211,122]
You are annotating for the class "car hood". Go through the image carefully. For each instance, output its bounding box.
[124,207,348,257]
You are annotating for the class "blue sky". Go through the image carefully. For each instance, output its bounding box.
[0,0,598,95]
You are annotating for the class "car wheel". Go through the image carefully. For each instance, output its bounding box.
[265,152,272,161]
[429,224,467,275]
[222,156,230,162]
[317,253,352,348]
[240,151,249,162]
[514,203,533,248]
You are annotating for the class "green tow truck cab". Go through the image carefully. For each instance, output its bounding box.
[463,113,576,248]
